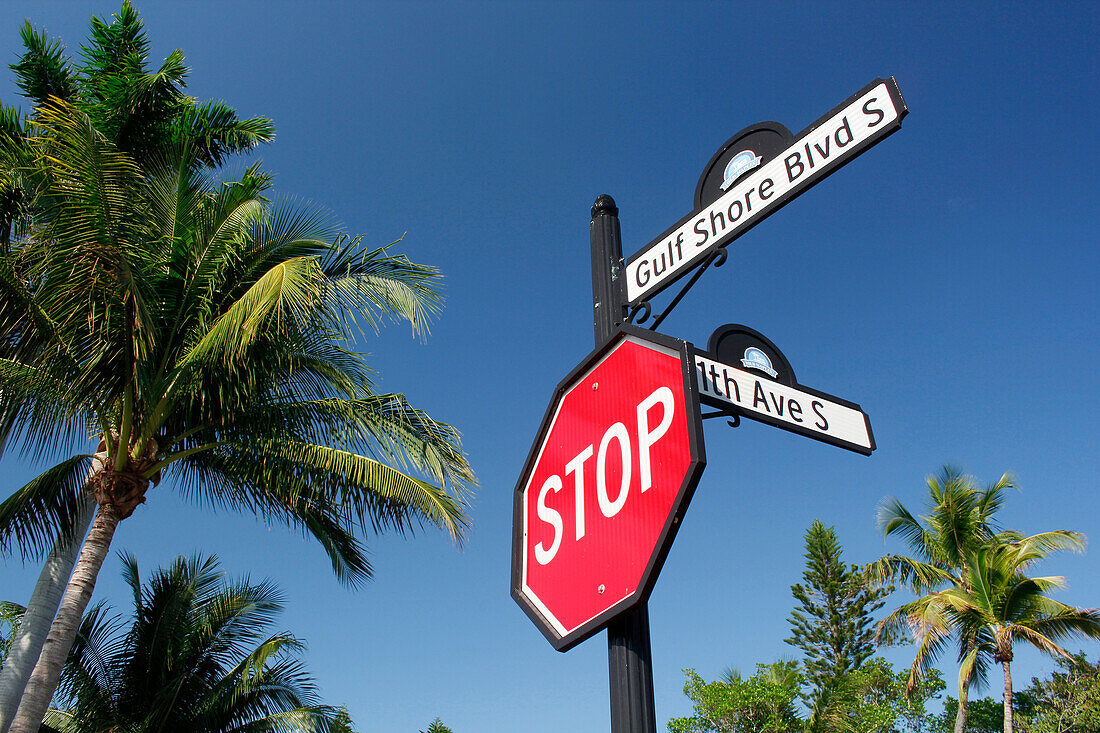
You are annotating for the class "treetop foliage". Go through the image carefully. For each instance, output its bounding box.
[6,1,274,169]
[42,553,337,733]
[668,659,944,733]
[669,663,802,733]
[1017,651,1100,733]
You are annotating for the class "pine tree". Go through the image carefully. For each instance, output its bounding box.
[785,520,888,726]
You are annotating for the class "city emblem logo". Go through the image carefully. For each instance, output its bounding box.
[741,347,778,378]
[720,150,762,190]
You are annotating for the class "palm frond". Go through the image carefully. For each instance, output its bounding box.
[251,392,474,492]
[956,644,984,698]
[0,358,97,461]
[901,598,954,692]
[976,472,1014,529]
[177,100,275,167]
[171,452,375,586]
[210,200,339,312]
[866,554,954,593]
[291,496,373,585]
[1015,609,1100,647]
[249,439,469,541]
[21,99,161,379]
[877,496,931,555]
[228,707,337,733]
[0,454,93,559]
[55,601,123,708]
[1016,530,1086,556]
[181,257,326,365]
[322,237,443,338]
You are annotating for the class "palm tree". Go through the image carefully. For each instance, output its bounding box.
[869,467,1079,733]
[0,6,274,727]
[45,553,338,733]
[926,537,1100,733]
[0,96,472,733]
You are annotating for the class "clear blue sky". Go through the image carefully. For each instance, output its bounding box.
[2,2,1098,731]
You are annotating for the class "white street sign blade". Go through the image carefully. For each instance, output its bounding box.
[625,78,907,305]
[694,351,874,455]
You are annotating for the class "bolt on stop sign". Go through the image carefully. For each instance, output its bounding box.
[511,327,706,651]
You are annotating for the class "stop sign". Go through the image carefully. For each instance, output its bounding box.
[511,327,706,651]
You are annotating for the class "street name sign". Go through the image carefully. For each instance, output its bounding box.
[694,323,874,455]
[625,77,908,305]
[511,327,705,651]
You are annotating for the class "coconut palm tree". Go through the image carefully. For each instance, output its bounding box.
[45,553,338,733]
[0,6,274,727]
[869,466,1080,733]
[924,537,1100,733]
[0,97,472,733]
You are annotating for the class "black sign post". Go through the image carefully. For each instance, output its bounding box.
[590,195,657,733]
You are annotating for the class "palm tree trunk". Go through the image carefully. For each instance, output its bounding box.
[9,502,121,733]
[953,679,968,733]
[0,493,95,733]
[1003,660,1014,733]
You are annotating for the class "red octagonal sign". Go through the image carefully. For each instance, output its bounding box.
[511,327,706,651]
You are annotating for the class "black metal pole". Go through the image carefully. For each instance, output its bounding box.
[590,194,625,340]
[590,194,657,733]
[607,605,656,733]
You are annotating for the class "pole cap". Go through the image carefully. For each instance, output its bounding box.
[591,194,618,218]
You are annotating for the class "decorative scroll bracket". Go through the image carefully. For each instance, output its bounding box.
[700,404,740,429]
[627,247,728,331]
